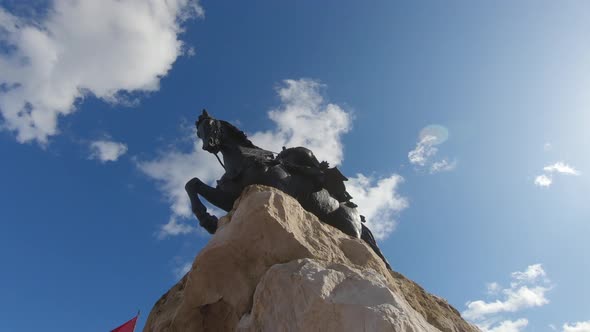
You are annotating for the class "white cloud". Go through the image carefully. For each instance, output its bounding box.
[89,139,128,162]
[543,162,581,176]
[158,216,196,239]
[463,264,551,329]
[250,79,351,166]
[534,174,553,187]
[346,174,408,239]
[534,162,580,188]
[464,286,549,320]
[511,263,546,284]
[139,79,407,239]
[430,158,456,174]
[0,0,203,144]
[479,319,529,332]
[408,135,438,167]
[487,282,501,295]
[408,127,455,173]
[563,321,590,332]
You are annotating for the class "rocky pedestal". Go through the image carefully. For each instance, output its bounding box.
[144,185,479,332]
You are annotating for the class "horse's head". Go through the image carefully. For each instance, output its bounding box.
[196,109,264,156]
[196,110,222,153]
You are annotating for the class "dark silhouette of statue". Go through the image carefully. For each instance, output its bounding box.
[185,110,392,269]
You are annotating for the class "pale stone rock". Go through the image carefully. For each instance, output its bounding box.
[237,258,438,332]
[143,185,479,332]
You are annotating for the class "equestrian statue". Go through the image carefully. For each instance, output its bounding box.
[185,110,392,269]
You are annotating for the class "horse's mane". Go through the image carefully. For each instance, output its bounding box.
[220,120,263,150]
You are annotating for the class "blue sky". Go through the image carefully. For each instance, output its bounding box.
[1,1,589,331]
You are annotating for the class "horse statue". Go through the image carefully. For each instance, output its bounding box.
[185,110,392,269]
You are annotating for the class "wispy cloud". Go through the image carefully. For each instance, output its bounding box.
[534,162,581,188]
[0,0,203,144]
[463,264,551,331]
[158,216,196,239]
[543,162,580,176]
[173,261,192,279]
[430,159,457,174]
[408,135,439,167]
[464,285,549,320]
[563,321,590,332]
[479,318,529,332]
[486,282,501,295]
[138,78,408,239]
[511,263,546,284]
[408,125,456,174]
[89,139,128,163]
[544,142,553,151]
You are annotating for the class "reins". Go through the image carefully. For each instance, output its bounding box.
[214,152,226,171]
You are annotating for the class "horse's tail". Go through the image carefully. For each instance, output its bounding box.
[361,223,392,270]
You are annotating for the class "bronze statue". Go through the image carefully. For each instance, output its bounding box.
[185,110,392,269]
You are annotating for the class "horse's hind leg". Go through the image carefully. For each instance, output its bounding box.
[324,203,362,239]
[361,224,392,270]
[302,190,361,238]
[324,205,392,270]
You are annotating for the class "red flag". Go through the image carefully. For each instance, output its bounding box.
[111,314,138,332]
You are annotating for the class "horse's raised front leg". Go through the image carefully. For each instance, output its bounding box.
[185,178,237,234]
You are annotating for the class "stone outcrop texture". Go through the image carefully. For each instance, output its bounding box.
[144,185,479,332]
